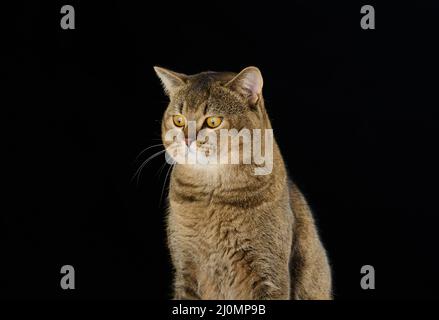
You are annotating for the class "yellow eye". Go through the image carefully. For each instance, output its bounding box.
[173,114,186,127]
[206,116,223,128]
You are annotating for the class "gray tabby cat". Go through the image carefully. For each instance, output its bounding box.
[154,66,332,299]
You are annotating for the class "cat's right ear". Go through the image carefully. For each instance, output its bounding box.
[153,66,187,96]
[224,66,263,105]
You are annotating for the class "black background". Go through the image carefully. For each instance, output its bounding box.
[3,0,439,300]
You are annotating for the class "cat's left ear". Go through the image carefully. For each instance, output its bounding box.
[225,66,263,105]
[153,66,187,96]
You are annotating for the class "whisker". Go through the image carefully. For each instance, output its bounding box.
[132,149,167,184]
[160,162,175,207]
[135,144,165,160]
[156,162,167,178]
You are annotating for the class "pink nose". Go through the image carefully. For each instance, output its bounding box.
[185,138,194,146]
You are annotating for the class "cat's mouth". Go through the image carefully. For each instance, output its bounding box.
[165,141,216,166]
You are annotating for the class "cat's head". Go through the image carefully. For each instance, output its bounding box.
[154,66,273,172]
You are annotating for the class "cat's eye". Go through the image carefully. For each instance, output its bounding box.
[206,116,223,128]
[173,114,186,127]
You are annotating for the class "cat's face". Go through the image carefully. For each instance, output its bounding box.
[155,67,268,168]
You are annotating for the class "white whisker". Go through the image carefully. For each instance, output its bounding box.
[160,162,175,206]
[132,149,167,184]
[135,144,165,160]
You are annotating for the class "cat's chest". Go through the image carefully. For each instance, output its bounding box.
[169,200,246,249]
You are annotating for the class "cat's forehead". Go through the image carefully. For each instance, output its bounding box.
[172,72,245,114]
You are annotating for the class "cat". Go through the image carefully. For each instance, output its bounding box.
[154,66,332,299]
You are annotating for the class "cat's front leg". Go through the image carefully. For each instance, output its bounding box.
[250,260,291,300]
[173,265,200,300]
[251,277,290,299]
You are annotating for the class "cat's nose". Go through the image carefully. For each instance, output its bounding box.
[185,138,194,146]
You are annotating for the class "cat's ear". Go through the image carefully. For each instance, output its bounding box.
[225,66,263,104]
[153,66,187,96]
